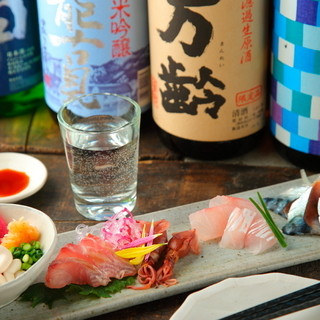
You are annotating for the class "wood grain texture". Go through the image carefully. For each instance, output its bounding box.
[27,103,64,154]
[0,103,180,158]
[0,112,33,152]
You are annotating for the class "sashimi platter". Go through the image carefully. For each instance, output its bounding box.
[2,172,320,320]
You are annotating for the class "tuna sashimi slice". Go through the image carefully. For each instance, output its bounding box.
[45,234,137,288]
[219,208,257,249]
[189,196,256,241]
[244,218,277,255]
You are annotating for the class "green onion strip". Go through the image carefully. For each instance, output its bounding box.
[249,192,288,248]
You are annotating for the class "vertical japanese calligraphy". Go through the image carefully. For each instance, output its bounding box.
[111,0,132,58]
[158,0,226,120]
[46,1,103,102]
[240,0,254,64]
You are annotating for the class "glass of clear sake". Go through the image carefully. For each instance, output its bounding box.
[57,93,141,221]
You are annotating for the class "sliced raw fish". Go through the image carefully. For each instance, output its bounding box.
[45,234,137,288]
[219,208,257,249]
[244,216,277,254]
[189,196,255,241]
[263,172,320,235]
[280,181,320,235]
[209,195,256,210]
[219,208,276,253]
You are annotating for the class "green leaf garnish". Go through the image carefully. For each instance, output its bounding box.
[249,192,288,248]
[19,283,67,309]
[68,276,136,298]
[19,276,137,308]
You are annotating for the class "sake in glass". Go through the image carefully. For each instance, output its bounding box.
[57,93,141,221]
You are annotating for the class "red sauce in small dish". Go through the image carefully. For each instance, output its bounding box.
[0,169,30,197]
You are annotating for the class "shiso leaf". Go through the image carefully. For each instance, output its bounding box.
[19,282,67,309]
[68,276,136,298]
[19,276,136,308]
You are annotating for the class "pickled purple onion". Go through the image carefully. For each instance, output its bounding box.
[100,209,143,250]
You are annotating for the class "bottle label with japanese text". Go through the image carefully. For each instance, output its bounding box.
[0,0,42,96]
[148,0,268,141]
[37,0,150,113]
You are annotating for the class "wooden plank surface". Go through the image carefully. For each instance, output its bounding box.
[0,112,33,153]
[27,102,63,154]
[0,101,301,169]
[1,102,180,159]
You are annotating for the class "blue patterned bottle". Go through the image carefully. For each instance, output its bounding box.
[270,0,320,171]
[36,0,150,114]
[0,0,43,117]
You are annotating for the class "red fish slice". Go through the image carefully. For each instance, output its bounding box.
[45,234,136,288]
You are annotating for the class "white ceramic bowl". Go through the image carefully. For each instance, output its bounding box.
[0,204,57,308]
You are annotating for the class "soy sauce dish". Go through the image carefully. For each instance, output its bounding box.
[0,153,48,203]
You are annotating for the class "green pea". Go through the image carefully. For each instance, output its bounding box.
[22,254,30,263]
[21,262,31,270]
[22,243,32,251]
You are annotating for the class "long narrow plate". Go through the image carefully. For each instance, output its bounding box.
[2,174,320,320]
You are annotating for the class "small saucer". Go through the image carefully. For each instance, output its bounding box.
[0,153,48,203]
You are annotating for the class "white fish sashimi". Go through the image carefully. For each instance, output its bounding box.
[219,208,257,250]
[219,207,276,254]
[245,218,277,255]
[189,196,256,242]
[189,195,277,254]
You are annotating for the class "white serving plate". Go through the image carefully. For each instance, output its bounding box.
[1,174,320,319]
[0,153,48,203]
[170,273,319,320]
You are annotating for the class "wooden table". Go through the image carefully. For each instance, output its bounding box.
[1,101,320,319]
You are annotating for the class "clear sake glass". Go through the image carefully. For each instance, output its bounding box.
[57,93,141,221]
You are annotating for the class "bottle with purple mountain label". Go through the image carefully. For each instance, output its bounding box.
[36,0,150,114]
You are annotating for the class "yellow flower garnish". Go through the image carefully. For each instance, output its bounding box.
[115,243,166,265]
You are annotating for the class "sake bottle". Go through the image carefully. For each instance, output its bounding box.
[0,0,43,117]
[148,0,269,160]
[36,0,150,114]
[270,0,320,171]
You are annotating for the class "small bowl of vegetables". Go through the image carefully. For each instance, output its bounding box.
[0,203,57,308]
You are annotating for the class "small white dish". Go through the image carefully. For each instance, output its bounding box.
[170,273,320,320]
[0,153,48,203]
[0,203,57,307]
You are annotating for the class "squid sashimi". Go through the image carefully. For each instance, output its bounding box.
[189,196,255,241]
[219,207,257,250]
[45,234,136,288]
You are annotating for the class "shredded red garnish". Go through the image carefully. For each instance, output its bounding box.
[100,209,143,250]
